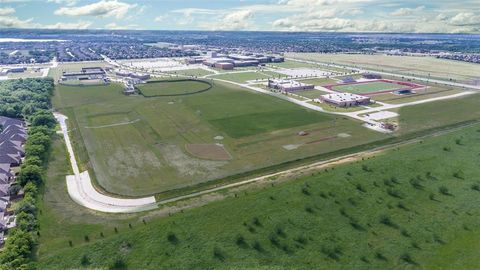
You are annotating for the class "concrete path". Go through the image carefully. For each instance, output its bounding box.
[54,112,158,213]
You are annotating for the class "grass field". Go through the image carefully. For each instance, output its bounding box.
[53,80,385,196]
[332,81,406,94]
[288,53,480,83]
[297,77,337,86]
[137,80,212,96]
[165,68,213,77]
[396,93,480,134]
[210,71,276,83]
[37,124,480,269]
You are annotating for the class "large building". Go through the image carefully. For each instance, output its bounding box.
[115,70,150,81]
[267,79,315,92]
[318,93,371,107]
[61,67,106,81]
[0,67,26,76]
[185,52,284,70]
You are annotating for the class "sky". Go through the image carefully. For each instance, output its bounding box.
[0,0,479,33]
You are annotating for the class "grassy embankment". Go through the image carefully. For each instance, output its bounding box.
[37,121,480,269]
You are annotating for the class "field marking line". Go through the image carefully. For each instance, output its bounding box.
[84,118,141,129]
[54,112,158,213]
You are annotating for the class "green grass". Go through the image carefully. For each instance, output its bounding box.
[397,93,480,134]
[37,124,480,269]
[210,71,272,83]
[165,68,213,77]
[210,109,330,138]
[137,80,211,97]
[297,77,337,86]
[332,81,405,94]
[53,80,383,197]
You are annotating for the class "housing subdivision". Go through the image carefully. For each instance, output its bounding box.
[0,116,27,246]
[185,51,284,70]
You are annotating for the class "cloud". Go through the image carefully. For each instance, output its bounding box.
[196,9,254,30]
[0,7,15,16]
[390,6,425,16]
[54,0,135,19]
[47,0,77,6]
[449,12,480,26]
[43,21,92,29]
[0,16,33,28]
[273,17,353,31]
[105,22,138,29]
[154,16,164,23]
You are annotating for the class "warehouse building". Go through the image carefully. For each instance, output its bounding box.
[61,67,106,81]
[115,70,150,81]
[0,67,27,76]
[267,79,315,92]
[318,93,371,107]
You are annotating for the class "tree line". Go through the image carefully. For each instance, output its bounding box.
[0,78,55,270]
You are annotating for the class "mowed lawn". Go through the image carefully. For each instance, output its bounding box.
[137,80,211,96]
[54,80,383,196]
[38,124,480,269]
[332,81,404,94]
[210,71,272,83]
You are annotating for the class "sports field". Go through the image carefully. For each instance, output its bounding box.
[210,71,278,83]
[331,81,408,94]
[38,123,480,269]
[137,79,212,97]
[54,81,386,197]
[288,53,480,83]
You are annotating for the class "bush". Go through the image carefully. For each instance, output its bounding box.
[439,186,451,196]
[167,232,179,245]
[213,247,226,261]
[235,235,248,248]
[17,165,43,186]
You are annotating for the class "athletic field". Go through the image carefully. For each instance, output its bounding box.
[53,81,385,197]
[137,79,212,97]
[331,81,408,94]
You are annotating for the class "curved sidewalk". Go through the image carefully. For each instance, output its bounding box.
[54,112,157,213]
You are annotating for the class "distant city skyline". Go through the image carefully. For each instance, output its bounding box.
[0,0,479,33]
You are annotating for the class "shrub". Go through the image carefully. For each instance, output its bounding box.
[386,188,404,199]
[80,254,90,266]
[167,232,179,245]
[400,253,417,265]
[379,215,397,229]
[439,186,451,196]
[235,235,248,248]
[213,247,226,261]
[252,241,263,252]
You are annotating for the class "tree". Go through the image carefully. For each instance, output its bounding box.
[24,143,45,159]
[23,156,42,167]
[17,165,43,186]
[27,132,50,149]
[15,212,37,232]
[30,111,55,128]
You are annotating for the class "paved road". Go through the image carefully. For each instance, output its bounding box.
[54,112,158,213]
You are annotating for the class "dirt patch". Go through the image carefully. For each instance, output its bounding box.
[158,144,227,178]
[185,144,232,161]
[106,146,163,178]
